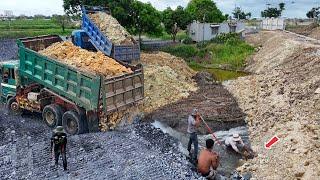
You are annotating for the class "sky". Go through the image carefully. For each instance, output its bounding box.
[0,0,319,18]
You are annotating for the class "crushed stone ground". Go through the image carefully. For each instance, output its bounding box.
[0,106,203,180]
[224,30,320,179]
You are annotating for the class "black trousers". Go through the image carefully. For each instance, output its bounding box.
[187,132,198,160]
[54,146,67,170]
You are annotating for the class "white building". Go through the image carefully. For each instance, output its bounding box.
[187,20,245,42]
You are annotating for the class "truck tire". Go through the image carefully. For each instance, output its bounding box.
[62,110,84,135]
[43,104,63,128]
[6,97,21,115]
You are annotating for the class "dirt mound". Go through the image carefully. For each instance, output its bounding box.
[89,12,134,45]
[309,26,320,40]
[143,65,198,113]
[140,52,198,113]
[287,23,320,40]
[225,31,320,179]
[40,41,132,77]
[245,31,306,74]
[193,71,216,85]
[141,52,196,80]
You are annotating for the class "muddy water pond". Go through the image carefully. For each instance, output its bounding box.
[192,67,248,81]
[152,121,250,178]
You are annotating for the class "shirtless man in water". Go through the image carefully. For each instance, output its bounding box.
[198,139,220,179]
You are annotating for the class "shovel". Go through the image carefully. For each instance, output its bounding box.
[200,115,223,146]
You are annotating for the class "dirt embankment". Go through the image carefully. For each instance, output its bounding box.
[140,52,198,114]
[224,31,320,179]
[141,52,246,134]
[286,23,320,40]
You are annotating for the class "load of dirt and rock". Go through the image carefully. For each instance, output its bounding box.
[40,41,132,77]
[140,52,198,113]
[224,30,320,179]
[89,12,134,45]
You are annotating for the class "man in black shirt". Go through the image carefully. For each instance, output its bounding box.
[51,126,68,171]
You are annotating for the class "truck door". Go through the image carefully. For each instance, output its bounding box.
[0,67,2,101]
[0,67,16,102]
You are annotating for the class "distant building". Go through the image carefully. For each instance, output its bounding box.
[187,20,245,42]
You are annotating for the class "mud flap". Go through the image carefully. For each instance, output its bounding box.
[87,112,100,132]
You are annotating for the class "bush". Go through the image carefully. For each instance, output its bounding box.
[212,32,241,44]
[182,36,193,44]
[161,44,198,60]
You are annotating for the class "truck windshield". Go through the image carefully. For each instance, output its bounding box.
[10,69,15,80]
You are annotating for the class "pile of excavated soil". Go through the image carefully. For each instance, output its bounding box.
[141,52,198,113]
[140,52,196,81]
[245,31,303,74]
[286,23,320,40]
[40,41,132,77]
[309,26,320,40]
[89,12,134,45]
[225,31,320,179]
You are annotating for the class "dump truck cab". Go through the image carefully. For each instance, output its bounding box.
[0,60,18,103]
[71,29,96,51]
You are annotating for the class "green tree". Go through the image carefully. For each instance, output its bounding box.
[261,3,285,18]
[130,1,163,43]
[162,6,191,42]
[63,0,162,42]
[52,15,71,32]
[307,7,320,19]
[186,0,226,23]
[63,0,133,28]
[232,7,251,20]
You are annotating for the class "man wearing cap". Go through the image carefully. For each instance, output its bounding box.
[51,126,68,171]
[187,108,201,162]
[225,133,254,159]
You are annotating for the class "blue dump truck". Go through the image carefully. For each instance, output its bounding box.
[72,6,140,63]
[0,35,144,135]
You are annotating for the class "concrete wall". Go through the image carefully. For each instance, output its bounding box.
[261,18,285,30]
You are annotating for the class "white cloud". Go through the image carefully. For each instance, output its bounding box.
[0,0,318,18]
[0,0,64,16]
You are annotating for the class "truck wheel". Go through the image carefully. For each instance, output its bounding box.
[6,97,21,115]
[43,104,63,128]
[62,111,84,135]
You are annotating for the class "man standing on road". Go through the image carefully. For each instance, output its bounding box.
[187,108,201,162]
[198,139,220,179]
[51,126,68,171]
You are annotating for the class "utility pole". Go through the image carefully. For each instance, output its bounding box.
[202,14,206,43]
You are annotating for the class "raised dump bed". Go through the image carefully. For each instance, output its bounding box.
[0,35,144,135]
[81,6,140,63]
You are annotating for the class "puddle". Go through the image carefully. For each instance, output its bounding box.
[152,120,250,176]
[191,66,248,81]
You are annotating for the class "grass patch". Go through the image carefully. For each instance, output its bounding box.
[162,33,254,71]
[161,44,198,59]
[0,19,78,39]
[147,31,188,41]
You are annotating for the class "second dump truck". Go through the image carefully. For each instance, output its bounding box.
[0,35,144,135]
